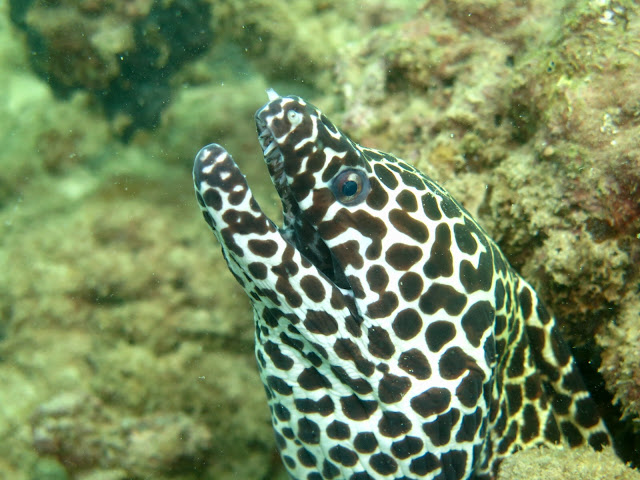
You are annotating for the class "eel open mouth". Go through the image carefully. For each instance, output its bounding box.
[255,91,351,292]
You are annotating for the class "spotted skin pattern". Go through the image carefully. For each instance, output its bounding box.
[193,91,610,480]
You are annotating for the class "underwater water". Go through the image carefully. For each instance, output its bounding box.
[0,1,638,479]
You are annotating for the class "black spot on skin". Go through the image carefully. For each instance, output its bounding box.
[374,163,399,189]
[456,369,484,408]
[298,367,332,391]
[310,341,329,360]
[419,284,467,316]
[409,452,441,476]
[297,418,321,444]
[574,397,600,428]
[562,366,588,394]
[280,331,304,351]
[494,280,506,311]
[366,265,389,293]
[367,326,396,359]
[366,177,389,210]
[497,421,518,454]
[331,365,373,394]
[461,300,495,348]
[398,348,432,380]
[392,308,423,340]
[369,452,398,475]
[484,335,496,368]
[274,403,291,421]
[334,338,376,376]
[367,291,399,319]
[425,320,456,352]
[561,420,585,447]
[456,409,482,443]
[438,347,476,380]
[322,459,340,479]
[386,244,423,270]
[421,193,442,221]
[282,427,295,439]
[340,394,378,420]
[410,387,451,418]
[494,314,507,337]
[398,272,424,301]
[248,238,278,257]
[353,432,378,453]
[305,351,323,368]
[526,325,545,353]
[453,222,478,255]
[248,262,268,280]
[378,373,412,403]
[493,402,508,436]
[439,196,462,218]
[424,223,454,278]
[299,275,326,303]
[399,170,426,190]
[520,403,540,443]
[376,363,389,373]
[329,445,359,467]
[304,310,339,335]
[349,471,376,480]
[396,190,418,211]
[536,302,552,324]
[389,209,429,243]
[544,414,562,444]
[440,449,467,480]
[274,430,287,449]
[327,420,351,440]
[518,286,533,320]
[379,411,412,437]
[460,251,494,294]
[550,326,572,367]
[507,338,527,378]
[200,188,222,211]
[524,374,542,400]
[263,341,294,370]
[331,240,364,269]
[391,436,424,459]
[298,447,317,467]
[256,350,266,369]
[267,375,293,395]
[295,395,335,416]
[283,455,295,469]
[275,276,303,308]
[506,384,523,416]
[423,409,461,447]
[271,244,299,275]
[347,275,367,300]
[588,431,611,450]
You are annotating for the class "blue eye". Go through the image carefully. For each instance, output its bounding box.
[331,169,370,205]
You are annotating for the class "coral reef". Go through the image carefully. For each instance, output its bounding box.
[9,0,212,139]
[498,446,640,480]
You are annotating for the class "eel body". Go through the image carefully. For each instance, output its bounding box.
[193,90,610,479]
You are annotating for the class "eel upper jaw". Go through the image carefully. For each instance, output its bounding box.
[255,115,352,294]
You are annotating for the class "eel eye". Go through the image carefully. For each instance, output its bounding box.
[331,169,370,205]
[287,109,302,127]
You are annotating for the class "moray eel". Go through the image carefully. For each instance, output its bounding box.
[193,90,610,479]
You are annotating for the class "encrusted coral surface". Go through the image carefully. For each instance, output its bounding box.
[0,0,638,478]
